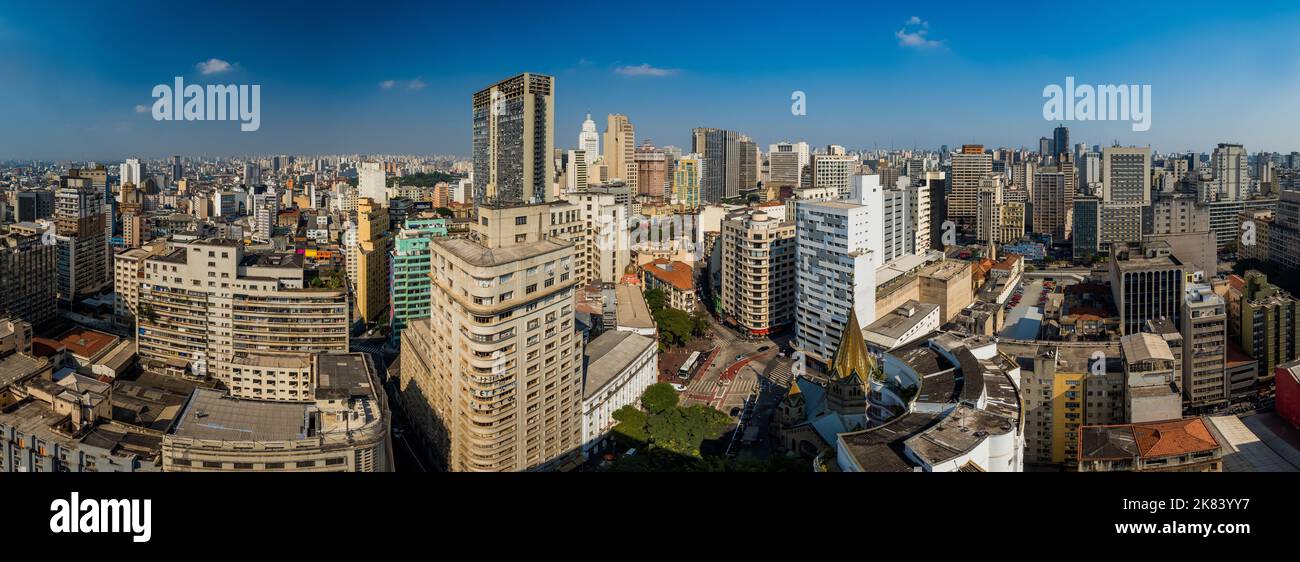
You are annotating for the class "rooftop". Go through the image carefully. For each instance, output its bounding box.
[170,388,311,442]
[614,284,655,330]
[1120,333,1175,363]
[1080,418,1220,461]
[315,353,376,401]
[583,331,656,399]
[865,300,939,342]
[434,237,570,268]
[643,259,694,292]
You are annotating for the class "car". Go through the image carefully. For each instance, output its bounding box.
[735,354,744,361]
[624,448,637,457]
[730,407,742,417]
[670,383,687,392]
[758,346,770,352]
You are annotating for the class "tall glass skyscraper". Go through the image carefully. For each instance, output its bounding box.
[472,73,554,205]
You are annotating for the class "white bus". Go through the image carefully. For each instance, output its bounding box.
[678,351,702,379]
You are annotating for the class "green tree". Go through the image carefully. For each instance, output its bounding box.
[644,287,666,311]
[641,383,679,415]
[610,405,648,446]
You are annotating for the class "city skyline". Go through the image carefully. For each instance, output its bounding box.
[6,0,1300,160]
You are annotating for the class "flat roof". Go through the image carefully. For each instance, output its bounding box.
[865,301,938,341]
[171,388,311,442]
[435,237,570,268]
[46,327,119,360]
[614,284,655,330]
[1120,333,1175,363]
[583,331,656,399]
[315,353,375,400]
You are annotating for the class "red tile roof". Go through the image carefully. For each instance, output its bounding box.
[1133,419,1219,458]
[643,259,694,292]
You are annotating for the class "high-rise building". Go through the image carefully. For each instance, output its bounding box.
[1032,168,1072,242]
[354,197,393,325]
[399,202,585,472]
[1052,124,1070,158]
[472,73,556,204]
[578,112,600,159]
[768,141,809,189]
[16,189,54,222]
[882,183,911,261]
[1100,146,1151,250]
[1238,271,1300,385]
[562,191,627,284]
[634,143,667,199]
[1182,283,1228,408]
[357,161,388,205]
[136,239,350,393]
[54,171,109,302]
[1110,242,1186,335]
[721,207,796,335]
[949,145,991,228]
[672,155,702,209]
[564,149,589,192]
[1211,143,1249,201]
[693,127,741,202]
[390,215,448,339]
[811,153,856,200]
[120,158,143,187]
[794,197,880,364]
[1072,196,1101,262]
[603,114,636,193]
[0,232,57,327]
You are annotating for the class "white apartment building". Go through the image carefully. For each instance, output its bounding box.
[358,161,388,205]
[812,153,857,199]
[794,196,881,365]
[562,191,625,284]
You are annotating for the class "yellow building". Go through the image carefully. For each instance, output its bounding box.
[355,198,392,325]
[673,156,701,210]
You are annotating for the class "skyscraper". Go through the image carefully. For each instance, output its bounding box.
[949,145,991,228]
[603,113,636,193]
[1100,146,1151,250]
[1052,124,1070,158]
[1211,143,1249,201]
[578,112,599,159]
[693,127,741,203]
[768,141,810,189]
[54,171,109,302]
[472,72,556,204]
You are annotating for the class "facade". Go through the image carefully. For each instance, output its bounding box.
[390,215,448,337]
[1119,332,1182,423]
[640,259,695,312]
[399,203,584,472]
[721,208,796,336]
[693,127,742,202]
[794,199,879,364]
[112,243,166,329]
[634,144,667,199]
[472,73,556,204]
[580,331,656,455]
[0,231,57,327]
[161,353,390,472]
[354,197,393,325]
[54,172,109,302]
[917,259,973,323]
[1277,359,1300,430]
[1182,283,1228,409]
[768,141,809,189]
[357,161,387,205]
[1238,271,1298,384]
[604,114,636,193]
[948,145,991,228]
[1032,169,1072,242]
[672,155,702,209]
[136,239,350,396]
[1109,242,1185,335]
[810,153,856,200]
[562,190,625,285]
[578,112,600,159]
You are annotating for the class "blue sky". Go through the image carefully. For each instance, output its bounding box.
[3,0,1300,160]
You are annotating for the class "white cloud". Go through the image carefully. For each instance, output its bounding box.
[134,104,149,113]
[379,79,426,90]
[613,63,678,77]
[196,58,234,74]
[896,17,943,49]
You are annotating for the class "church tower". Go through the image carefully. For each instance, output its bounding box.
[825,308,877,418]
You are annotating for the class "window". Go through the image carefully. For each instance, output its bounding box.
[515,216,527,225]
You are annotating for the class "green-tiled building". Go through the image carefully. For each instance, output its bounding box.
[389,216,448,340]
[1240,270,1300,383]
